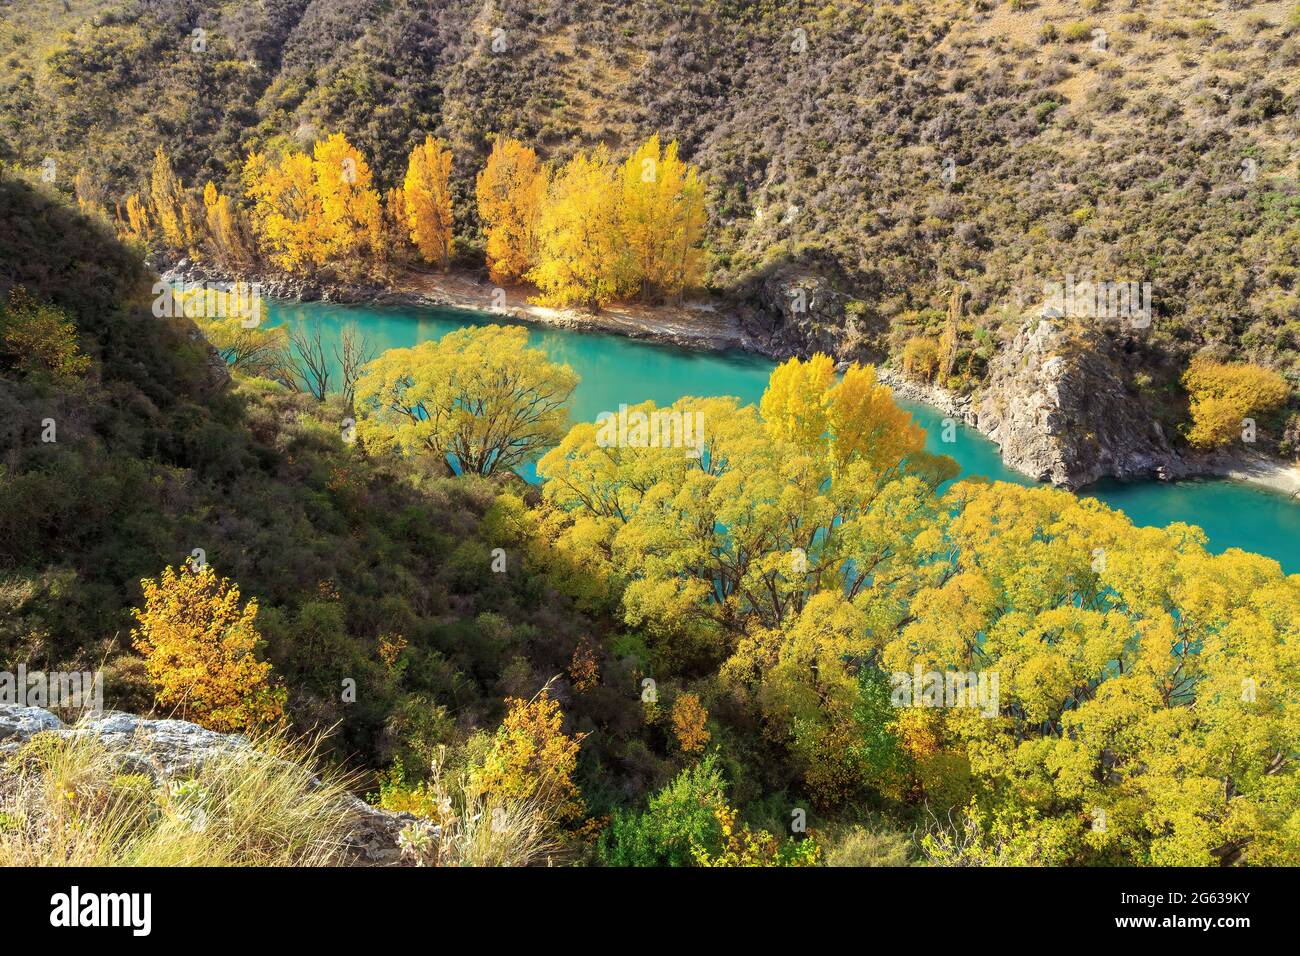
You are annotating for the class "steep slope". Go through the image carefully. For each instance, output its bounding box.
[0,173,615,784]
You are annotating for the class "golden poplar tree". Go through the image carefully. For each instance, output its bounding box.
[312,132,384,267]
[529,145,630,308]
[402,135,454,269]
[382,186,409,260]
[202,181,254,269]
[116,193,154,247]
[242,150,332,272]
[938,285,963,381]
[475,137,547,283]
[149,146,196,255]
[243,133,385,273]
[618,134,706,302]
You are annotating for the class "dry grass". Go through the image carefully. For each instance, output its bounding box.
[945,1,1300,108]
[380,746,566,867]
[0,726,360,866]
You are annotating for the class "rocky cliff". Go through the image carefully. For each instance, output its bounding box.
[972,317,1184,489]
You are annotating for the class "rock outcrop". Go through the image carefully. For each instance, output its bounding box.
[0,706,422,865]
[972,317,1183,488]
[160,259,381,305]
[741,262,885,362]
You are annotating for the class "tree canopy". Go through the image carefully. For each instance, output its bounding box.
[355,324,578,477]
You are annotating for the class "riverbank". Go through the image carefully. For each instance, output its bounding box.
[164,261,1300,502]
[1192,449,1300,499]
[880,367,1300,500]
[163,261,752,353]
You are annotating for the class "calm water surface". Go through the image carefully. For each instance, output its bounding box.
[260,298,1300,573]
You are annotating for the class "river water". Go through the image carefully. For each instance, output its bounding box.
[260,297,1300,574]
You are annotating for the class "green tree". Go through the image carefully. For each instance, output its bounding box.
[599,755,727,866]
[355,324,578,477]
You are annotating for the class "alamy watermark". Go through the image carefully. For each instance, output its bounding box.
[890,665,999,717]
[50,886,151,936]
[1042,274,1151,329]
[595,404,705,458]
[0,666,103,712]
[152,280,263,328]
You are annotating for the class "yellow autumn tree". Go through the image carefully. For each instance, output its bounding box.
[242,150,331,272]
[355,324,578,477]
[313,132,384,268]
[905,479,1300,865]
[671,692,710,753]
[1182,355,1291,449]
[403,135,454,269]
[131,565,286,732]
[538,355,945,677]
[476,137,547,283]
[148,146,198,256]
[115,193,154,248]
[382,186,409,261]
[472,690,587,823]
[826,362,928,474]
[538,355,950,799]
[202,181,254,269]
[761,354,925,474]
[618,134,706,302]
[242,133,385,274]
[528,145,631,308]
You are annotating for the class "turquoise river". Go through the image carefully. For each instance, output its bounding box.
[262,297,1300,574]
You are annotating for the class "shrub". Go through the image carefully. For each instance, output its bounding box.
[1119,12,1148,33]
[599,755,727,866]
[131,565,286,732]
[901,336,941,382]
[1182,356,1292,449]
[0,288,90,379]
[471,688,587,823]
[1062,21,1096,43]
[670,692,710,753]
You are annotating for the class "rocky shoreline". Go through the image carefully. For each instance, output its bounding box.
[160,261,1300,499]
[883,327,1300,500]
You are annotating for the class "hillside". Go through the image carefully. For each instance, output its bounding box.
[0,172,612,791]
[2,1,1298,480]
